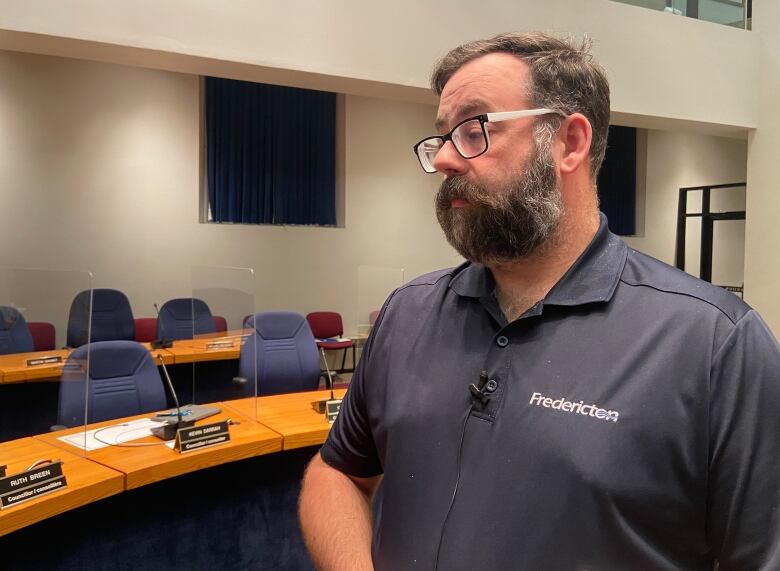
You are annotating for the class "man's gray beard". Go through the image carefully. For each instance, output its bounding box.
[435,137,563,265]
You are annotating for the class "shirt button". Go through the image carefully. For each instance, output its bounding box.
[484,379,498,393]
[496,335,509,347]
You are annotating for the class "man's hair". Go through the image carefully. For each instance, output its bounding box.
[431,32,611,180]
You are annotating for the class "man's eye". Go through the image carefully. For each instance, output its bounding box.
[459,126,483,141]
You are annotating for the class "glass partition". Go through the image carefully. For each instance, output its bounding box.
[354,265,405,365]
[610,0,750,29]
[0,268,92,454]
[699,0,749,28]
[190,266,256,420]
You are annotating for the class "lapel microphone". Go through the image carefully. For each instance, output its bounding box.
[469,370,491,405]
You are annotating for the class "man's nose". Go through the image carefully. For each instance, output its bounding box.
[432,141,468,176]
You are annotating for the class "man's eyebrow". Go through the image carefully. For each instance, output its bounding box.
[434,100,492,132]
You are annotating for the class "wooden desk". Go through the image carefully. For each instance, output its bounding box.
[224,389,348,450]
[0,332,247,383]
[0,349,72,383]
[0,346,175,384]
[35,403,282,489]
[0,438,124,537]
[140,343,176,365]
[1,390,350,540]
[166,329,251,364]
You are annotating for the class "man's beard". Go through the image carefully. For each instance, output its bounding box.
[435,135,563,265]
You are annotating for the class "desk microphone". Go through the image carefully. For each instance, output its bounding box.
[322,347,336,401]
[312,347,339,414]
[151,354,195,440]
[151,303,173,349]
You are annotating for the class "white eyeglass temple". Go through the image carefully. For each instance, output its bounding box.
[486,108,562,122]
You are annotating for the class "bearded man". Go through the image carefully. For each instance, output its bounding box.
[299,32,780,570]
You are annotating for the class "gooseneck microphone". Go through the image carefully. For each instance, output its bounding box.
[151,354,195,440]
[151,303,173,349]
[321,347,336,401]
[312,347,338,413]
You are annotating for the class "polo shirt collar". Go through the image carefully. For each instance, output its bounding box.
[449,213,627,307]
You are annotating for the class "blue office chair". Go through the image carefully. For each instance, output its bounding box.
[0,306,34,355]
[67,289,135,348]
[238,311,321,396]
[56,340,167,428]
[156,298,216,341]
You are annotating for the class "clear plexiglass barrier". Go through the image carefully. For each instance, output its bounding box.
[354,265,405,363]
[190,266,257,421]
[611,0,750,29]
[0,268,92,456]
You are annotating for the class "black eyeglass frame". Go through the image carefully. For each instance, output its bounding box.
[412,108,564,174]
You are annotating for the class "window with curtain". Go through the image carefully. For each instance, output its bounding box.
[597,125,637,236]
[206,77,337,225]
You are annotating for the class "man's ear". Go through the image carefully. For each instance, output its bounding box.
[557,113,592,176]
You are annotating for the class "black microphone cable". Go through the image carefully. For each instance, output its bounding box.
[433,402,474,571]
[434,370,492,570]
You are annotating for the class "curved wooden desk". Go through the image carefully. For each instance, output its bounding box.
[0,388,345,537]
[0,332,249,383]
[0,438,124,537]
[0,344,175,384]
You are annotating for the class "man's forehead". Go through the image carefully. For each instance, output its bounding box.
[435,53,530,131]
[434,98,492,131]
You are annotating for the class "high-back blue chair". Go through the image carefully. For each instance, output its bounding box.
[238,311,320,396]
[56,340,167,428]
[0,306,34,355]
[67,289,135,348]
[156,298,216,341]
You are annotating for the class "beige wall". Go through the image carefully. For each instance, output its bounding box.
[2,1,774,332]
[744,0,780,332]
[0,0,758,134]
[624,130,748,290]
[1,50,757,343]
[0,50,460,342]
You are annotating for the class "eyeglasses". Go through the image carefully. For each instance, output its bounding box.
[412,108,564,173]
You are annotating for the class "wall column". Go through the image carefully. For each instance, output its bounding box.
[744,0,780,334]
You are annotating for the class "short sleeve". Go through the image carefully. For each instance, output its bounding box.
[707,310,780,569]
[319,310,385,478]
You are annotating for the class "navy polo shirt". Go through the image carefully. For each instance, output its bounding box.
[321,216,780,570]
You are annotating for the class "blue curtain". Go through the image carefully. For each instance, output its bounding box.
[597,126,636,236]
[207,77,336,225]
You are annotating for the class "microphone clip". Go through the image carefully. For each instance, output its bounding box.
[469,370,492,406]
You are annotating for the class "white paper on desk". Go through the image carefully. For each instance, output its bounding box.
[58,418,169,451]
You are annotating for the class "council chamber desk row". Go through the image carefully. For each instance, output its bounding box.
[0,328,264,443]
[0,387,347,537]
[0,331,247,383]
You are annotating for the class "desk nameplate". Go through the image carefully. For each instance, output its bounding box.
[0,349,72,383]
[0,462,67,510]
[26,356,63,367]
[0,438,124,537]
[176,421,230,453]
[205,341,235,350]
